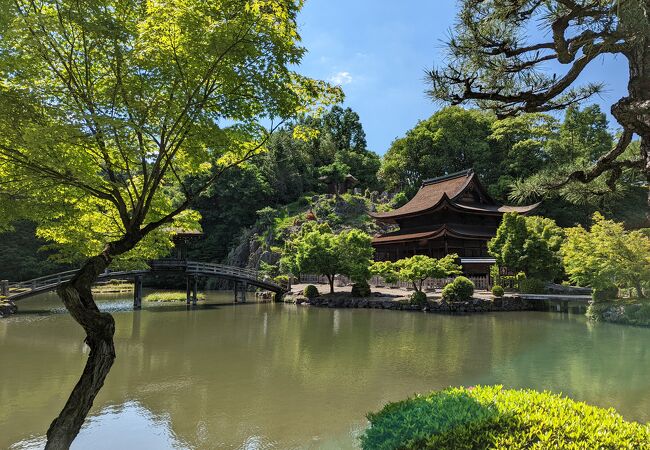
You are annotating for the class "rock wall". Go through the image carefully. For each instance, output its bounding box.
[302,295,533,313]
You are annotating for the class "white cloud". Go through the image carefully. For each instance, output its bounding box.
[329,71,353,85]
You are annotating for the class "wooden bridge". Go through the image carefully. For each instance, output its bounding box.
[1,260,286,308]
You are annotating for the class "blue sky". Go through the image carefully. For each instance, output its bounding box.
[295,1,629,155]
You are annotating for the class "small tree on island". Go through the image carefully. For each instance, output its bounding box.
[488,213,565,282]
[562,213,650,298]
[281,225,374,294]
[371,254,461,293]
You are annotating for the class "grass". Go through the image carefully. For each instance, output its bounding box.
[92,281,133,293]
[144,291,206,302]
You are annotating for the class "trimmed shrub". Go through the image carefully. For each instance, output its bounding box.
[441,276,474,302]
[303,284,319,299]
[361,385,650,450]
[410,290,428,307]
[274,275,289,288]
[351,281,371,297]
[592,285,619,302]
[519,277,547,294]
[491,285,504,298]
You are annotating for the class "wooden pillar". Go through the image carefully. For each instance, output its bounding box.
[0,280,8,297]
[133,275,143,310]
[186,276,192,305]
[234,280,239,303]
[239,282,247,303]
[274,291,284,303]
[192,276,198,305]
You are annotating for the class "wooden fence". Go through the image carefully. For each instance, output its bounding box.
[298,274,492,291]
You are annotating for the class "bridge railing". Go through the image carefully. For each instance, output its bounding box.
[8,270,79,293]
[7,260,280,300]
[149,260,261,282]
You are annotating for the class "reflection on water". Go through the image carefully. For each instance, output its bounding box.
[11,402,189,450]
[2,292,650,449]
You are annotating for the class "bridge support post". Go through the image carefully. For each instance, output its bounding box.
[133,275,143,310]
[273,291,284,303]
[1,280,8,297]
[192,276,198,305]
[186,276,192,305]
[239,282,247,303]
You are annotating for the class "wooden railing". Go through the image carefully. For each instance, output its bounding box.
[6,260,283,301]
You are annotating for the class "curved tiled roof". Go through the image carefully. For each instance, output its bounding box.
[370,169,538,221]
[372,223,495,245]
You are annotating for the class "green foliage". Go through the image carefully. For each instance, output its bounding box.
[319,161,351,194]
[518,278,547,294]
[592,286,620,303]
[587,300,650,327]
[0,0,337,265]
[390,192,409,209]
[510,106,645,208]
[0,221,69,280]
[351,281,371,298]
[281,227,373,293]
[371,254,461,292]
[379,107,497,195]
[361,385,650,450]
[562,213,650,297]
[410,290,428,307]
[491,286,504,298]
[441,276,475,302]
[489,213,564,281]
[303,285,319,299]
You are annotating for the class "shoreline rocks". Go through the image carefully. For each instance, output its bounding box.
[289,293,533,314]
[0,300,18,318]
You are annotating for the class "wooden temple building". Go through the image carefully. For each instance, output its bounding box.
[370,169,538,274]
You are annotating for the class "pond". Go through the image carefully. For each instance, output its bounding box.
[2,292,650,449]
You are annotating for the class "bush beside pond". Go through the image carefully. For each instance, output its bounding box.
[303,284,319,299]
[441,276,474,302]
[587,300,650,327]
[491,285,504,297]
[361,385,650,450]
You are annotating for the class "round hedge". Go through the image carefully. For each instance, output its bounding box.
[491,285,505,298]
[351,281,371,297]
[303,284,319,299]
[361,386,650,450]
[410,290,427,307]
[441,276,474,302]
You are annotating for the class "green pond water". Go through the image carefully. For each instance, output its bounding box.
[1,291,650,449]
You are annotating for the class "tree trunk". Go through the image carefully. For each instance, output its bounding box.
[45,253,118,449]
[635,280,644,299]
[327,275,335,293]
[615,8,650,211]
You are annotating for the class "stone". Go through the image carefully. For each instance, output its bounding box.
[0,301,17,318]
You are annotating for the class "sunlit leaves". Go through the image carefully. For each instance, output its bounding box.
[0,0,334,263]
[562,212,650,295]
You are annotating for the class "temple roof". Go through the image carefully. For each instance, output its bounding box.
[370,169,538,222]
[372,223,495,245]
